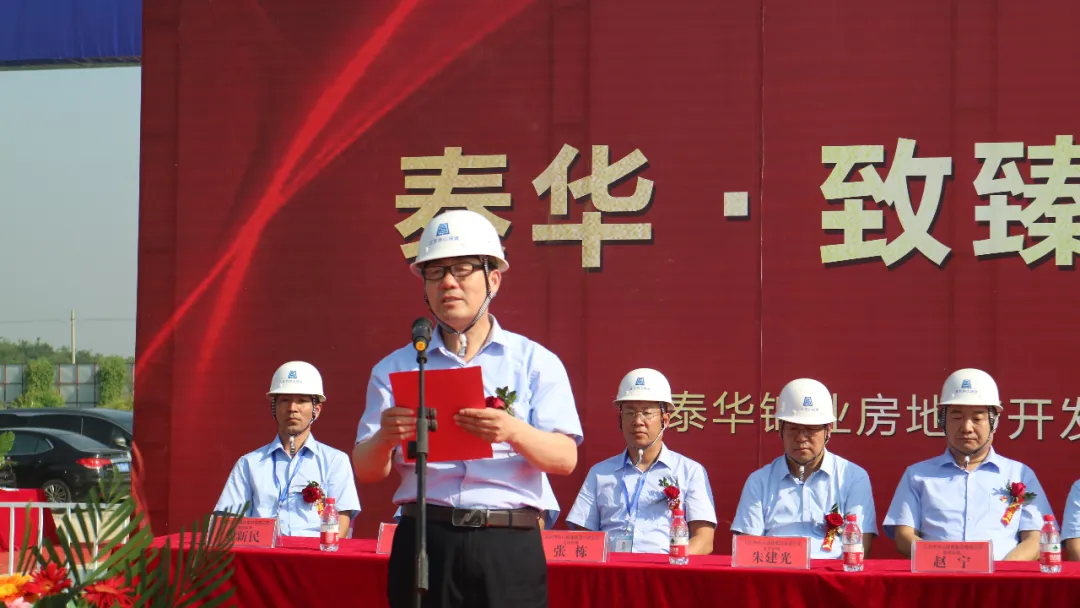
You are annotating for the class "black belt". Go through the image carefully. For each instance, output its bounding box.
[400,503,539,529]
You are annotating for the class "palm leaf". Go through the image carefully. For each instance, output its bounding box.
[0,430,14,457]
[16,444,242,606]
[135,506,244,607]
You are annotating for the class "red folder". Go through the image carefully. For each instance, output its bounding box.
[389,366,494,463]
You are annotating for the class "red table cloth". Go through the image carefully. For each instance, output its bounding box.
[155,535,1080,608]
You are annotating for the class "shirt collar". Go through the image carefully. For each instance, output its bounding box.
[430,314,506,355]
[773,449,834,482]
[621,443,675,471]
[265,434,320,459]
[935,446,1001,471]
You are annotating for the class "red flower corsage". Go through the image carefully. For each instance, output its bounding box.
[822,504,845,551]
[659,477,681,511]
[999,481,1037,525]
[485,386,517,417]
[302,481,326,516]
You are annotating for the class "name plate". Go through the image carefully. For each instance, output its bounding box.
[376,522,397,555]
[731,535,810,569]
[541,531,608,563]
[232,518,278,548]
[911,540,994,573]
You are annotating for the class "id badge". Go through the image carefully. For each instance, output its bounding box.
[608,527,633,553]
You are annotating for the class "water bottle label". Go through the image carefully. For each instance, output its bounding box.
[669,542,687,558]
[321,530,339,545]
[843,548,863,566]
[1040,544,1061,565]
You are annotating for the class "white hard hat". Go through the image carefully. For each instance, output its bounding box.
[776,378,836,426]
[613,368,673,407]
[939,368,1002,410]
[267,361,326,403]
[409,210,509,276]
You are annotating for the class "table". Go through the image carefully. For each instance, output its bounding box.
[155,535,1080,607]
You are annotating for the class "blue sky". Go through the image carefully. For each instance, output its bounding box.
[0,67,140,357]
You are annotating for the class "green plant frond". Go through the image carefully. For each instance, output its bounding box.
[21,477,244,606]
[139,508,244,608]
[16,504,34,573]
[0,430,15,455]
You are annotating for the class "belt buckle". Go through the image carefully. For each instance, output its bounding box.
[452,509,487,528]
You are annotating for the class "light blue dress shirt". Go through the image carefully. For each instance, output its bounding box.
[730,450,877,559]
[1063,480,1080,541]
[214,435,362,537]
[356,316,584,510]
[394,473,562,528]
[565,445,717,554]
[883,448,1053,560]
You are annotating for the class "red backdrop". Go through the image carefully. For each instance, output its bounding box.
[136,0,1080,558]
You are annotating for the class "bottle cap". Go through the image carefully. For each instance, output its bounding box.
[326,497,336,505]
[845,514,857,522]
[1044,514,1055,521]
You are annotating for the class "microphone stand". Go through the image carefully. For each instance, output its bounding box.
[407,343,436,608]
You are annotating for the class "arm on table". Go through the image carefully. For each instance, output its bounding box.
[1003,530,1040,561]
[688,521,715,555]
[892,525,921,558]
[1066,538,1080,561]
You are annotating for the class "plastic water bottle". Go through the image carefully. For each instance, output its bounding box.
[320,497,339,552]
[841,513,864,572]
[669,508,689,565]
[1040,514,1062,574]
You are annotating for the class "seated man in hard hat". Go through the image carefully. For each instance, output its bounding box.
[215,361,360,538]
[1063,479,1080,561]
[883,368,1053,560]
[731,378,877,558]
[566,369,717,554]
[352,210,582,608]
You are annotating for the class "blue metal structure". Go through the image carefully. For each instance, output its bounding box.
[0,0,141,68]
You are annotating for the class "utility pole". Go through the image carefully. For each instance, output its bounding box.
[70,310,76,364]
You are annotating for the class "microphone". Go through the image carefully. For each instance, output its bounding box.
[412,317,433,352]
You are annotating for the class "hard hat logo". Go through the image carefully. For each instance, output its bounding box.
[939,369,1002,409]
[267,361,326,403]
[409,210,509,275]
[613,368,673,407]
[776,378,836,426]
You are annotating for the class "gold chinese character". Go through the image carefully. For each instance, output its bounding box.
[532,144,653,268]
[395,147,511,258]
[711,391,755,434]
[668,390,707,432]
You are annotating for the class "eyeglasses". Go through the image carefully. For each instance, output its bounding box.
[421,261,485,281]
[783,424,826,437]
[620,408,663,421]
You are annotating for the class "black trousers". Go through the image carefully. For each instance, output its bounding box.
[387,516,548,608]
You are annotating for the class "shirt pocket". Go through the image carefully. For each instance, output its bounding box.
[596,485,624,521]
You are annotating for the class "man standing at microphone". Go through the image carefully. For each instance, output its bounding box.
[883,369,1053,560]
[352,210,583,608]
[565,369,717,555]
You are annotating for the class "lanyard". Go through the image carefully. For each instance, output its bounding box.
[274,450,306,505]
[621,453,661,525]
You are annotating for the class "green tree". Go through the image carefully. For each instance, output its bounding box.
[96,355,128,406]
[11,357,64,408]
[0,337,120,365]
